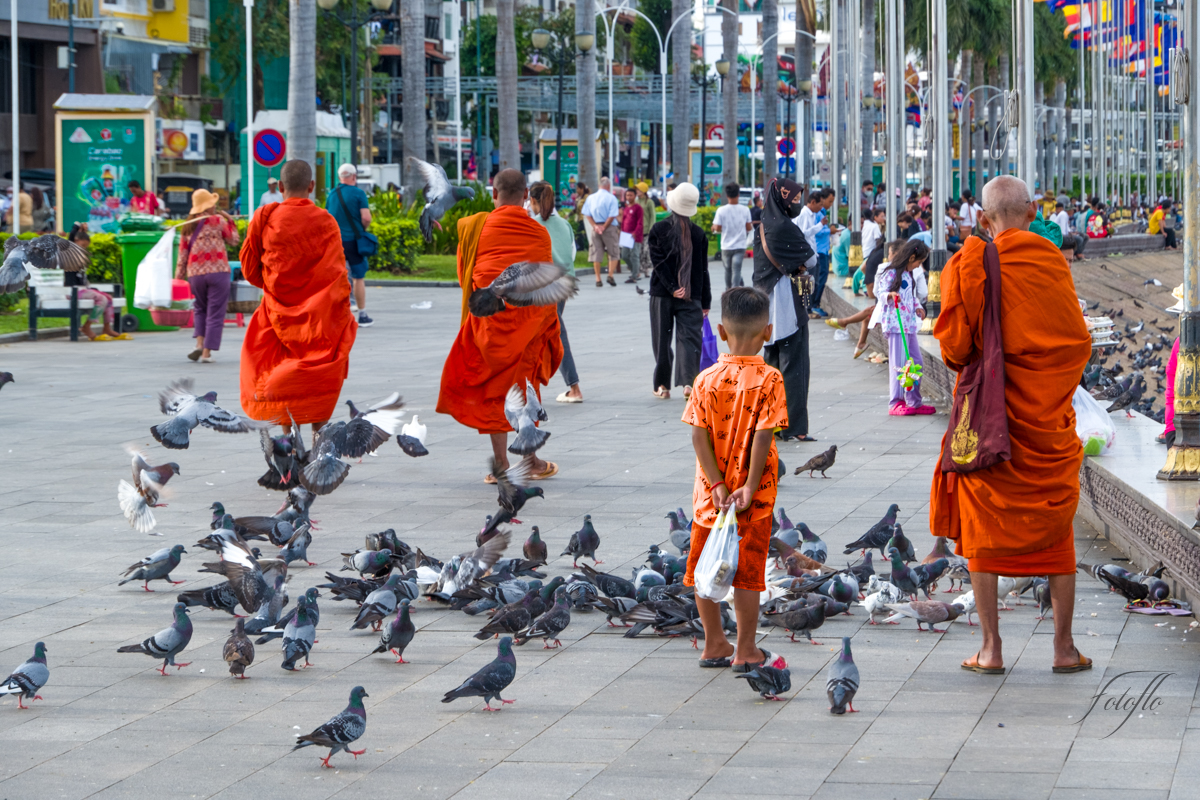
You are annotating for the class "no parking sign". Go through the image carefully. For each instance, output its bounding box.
[253,129,286,168]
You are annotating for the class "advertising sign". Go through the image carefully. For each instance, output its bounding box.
[60,118,147,234]
[543,144,580,205]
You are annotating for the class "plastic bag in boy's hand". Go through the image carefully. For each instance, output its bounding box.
[1072,385,1116,456]
[694,507,739,601]
[700,318,719,372]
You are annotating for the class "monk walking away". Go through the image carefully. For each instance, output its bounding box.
[931,175,1091,675]
[684,287,789,674]
[239,159,357,435]
[437,168,562,479]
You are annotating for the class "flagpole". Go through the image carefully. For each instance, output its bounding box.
[1146,0,1155,203]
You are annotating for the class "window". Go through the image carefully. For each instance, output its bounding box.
[425,15,440,39]
[0,40,36,115]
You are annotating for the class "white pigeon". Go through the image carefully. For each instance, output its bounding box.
[1009,576,1035,605]
[952,590,977,626]
[862,582,905,624]
[402,415,427,445]
[996,576,1017,610]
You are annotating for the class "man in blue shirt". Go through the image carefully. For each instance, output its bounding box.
[328,163,374,327]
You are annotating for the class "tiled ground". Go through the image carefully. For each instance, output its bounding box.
[0,267,1195,799]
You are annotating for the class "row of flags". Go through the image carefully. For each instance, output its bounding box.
[1042,0,1179,84]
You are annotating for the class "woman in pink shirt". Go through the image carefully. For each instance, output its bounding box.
[620,187,644,281]
[175,189,239,362]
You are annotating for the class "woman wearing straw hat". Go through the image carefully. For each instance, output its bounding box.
[646,182,711,399]
[175,188,239,362]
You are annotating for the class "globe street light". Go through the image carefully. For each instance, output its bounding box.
[532,27,592,203]
[320,0,394,164]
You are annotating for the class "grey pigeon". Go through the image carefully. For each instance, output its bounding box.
[302,395,405,495]
[223,618,255,679]
[1033,578,1052,620]
[433,533,511,600]
[119,545,187,591]
[504,381,551,455]
[244,575,288,636]
[826,636,860,714]
[666,511,691,554]
[372,600,416,662]
[887,553,921,598]
[0,372,11,392]
[441,636,517,711]
[117,602,193,675]
[561,514,602,567]
[0,642,48,708]
[199,534,273,613]
[214,487,316,543]
[351,573,403,631]
[795,444,837,478]
[737,664,791,701]
[177,581,241,616]
[514,587,571,649]
[254,587,321,643]
[281,601,316,670]
[408,156,476,242]
[341,549,393,578]
[523,526,548,563]
[798,523,828,564]
[0,234,90,294]
[293,685,368,768]
[474,592,537,640]
[1106,378,1145,417]
[469,260,579,317]
[763,598,827,643]
[151,379,258,449]
[479,457,545,542]
[843,503,900,556]
[563,579,599,610]
[278,523,315,567]
[117,451,180,533]
[883,600,961,632]
[578,563,635,599]
[886,524,916,563]
[256,422,308,491]
[913,558,949,600]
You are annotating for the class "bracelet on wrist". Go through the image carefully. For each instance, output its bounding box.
[710,481,726,494]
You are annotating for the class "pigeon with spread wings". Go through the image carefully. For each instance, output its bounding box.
[117,450,180,533]
[257,412,310,491]
[505,380,550,456]
[469,260,579,318]
[151,379,260,450]
[301,394,405,495]
[408,156,476,242]
[0,234,90,294]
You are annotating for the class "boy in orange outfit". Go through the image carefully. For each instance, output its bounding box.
[683,286,789,673]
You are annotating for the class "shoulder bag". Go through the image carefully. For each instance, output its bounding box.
[333,185,379,258]
[940,239,1011,474]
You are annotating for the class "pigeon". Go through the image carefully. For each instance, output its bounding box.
[442,636,517,711]
[199,535,273,613]
[253,586,320,643]
[923,537,969,592]
[432,533,511,600]
[1032,578,1052,619]
[373,600,416,662]
[862,583,906,624]
[0,372,11,392]
[826,637,859,714]
[577,563,636,599]
[474,592,537,639]
[256,417,311,491]
[351,573,404,631]
[737,664,792,701]
[177,581,242,616]
[995,576,1017,610]
[883,600,961,632]
[118,545,187,591]
[819,574,857,607]
[117,451,180,533]
[594,594,639,626]
[1144,279,1163,287]
[666,511,692,554]
[214,488,317,543]
[562,514,602,566]
[243,576,288,635]
[847,552,876,586]
[515,587,572,648]
[117,602,193,675]
[913,558,949,600]
[480,457,545,541]
[0,233,90,293]
[151,379,259,449]
[469,260,579,317]
[0,642,48,709]
[795,444,837,478]
[763,598,827,643]
[397,415,429,457]
[523,526,548,564]
[408,156,476,242]
[293,685,369,768]
[563,579,599,610]
[843,504,900,556]
[887,553,921,598]
[951,590,977,626]
[281,601,317,670]
[277,523,315,567]
[223,618,255,679]
[505,380,551,455]
[1106,378,1145,417]
[885,524,916,563]
[302,395,405,494]
[798,524,828,564]
[341,549,393,579]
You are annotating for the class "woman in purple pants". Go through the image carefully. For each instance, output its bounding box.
[175,189,239,362]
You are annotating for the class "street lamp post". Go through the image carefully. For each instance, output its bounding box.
[595,3,629,185]
[532,27,593,203]
[318,0,394,165]
[693,65,725,203]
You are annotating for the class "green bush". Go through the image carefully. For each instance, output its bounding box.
[88,233,122,283]
[420,182,494,255]
[370,218,425,274]
[226,219,249,262]
[691,206,718,256]
[0,291,18,312]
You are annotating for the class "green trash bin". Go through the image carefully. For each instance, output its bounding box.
[116,230,179,332]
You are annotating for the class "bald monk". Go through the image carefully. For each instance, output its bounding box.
[437,168,562,477]
[931,175,1091,675]
[239,159,357,432]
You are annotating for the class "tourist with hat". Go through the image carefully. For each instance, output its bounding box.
[260,177,284,206]
[175,188,239,363]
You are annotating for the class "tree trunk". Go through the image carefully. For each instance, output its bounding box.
[987,65,998,181]
[861,0,876,185]
[972,56,984,196]
[721,0,737,187]
[401,0,426,171]
[1064,103,1074,194]
[762,0,778,185]
[670,0,691,185]
[997,53,1010,175]
[496,0,520,172]
[1055,79,1067,192]
[287,0,316,171]
[958,50,972,198]
[577,0,598,187]
[795,4,813,186]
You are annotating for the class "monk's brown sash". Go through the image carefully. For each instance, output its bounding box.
[457,212,490,325]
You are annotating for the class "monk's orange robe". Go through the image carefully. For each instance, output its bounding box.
[238,199,357,424]
[437,205,562,433]
[929,229,1090,576]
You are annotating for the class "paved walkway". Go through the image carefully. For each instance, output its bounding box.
[0,269,1196,800]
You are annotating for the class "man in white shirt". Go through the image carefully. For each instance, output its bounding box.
[958,190,981,239]
[1050,202,1071,239]
[581,177,621,286]
[711,182,753,288]
[259,177,283,206]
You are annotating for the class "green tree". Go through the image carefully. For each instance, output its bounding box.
[631,0,672,74]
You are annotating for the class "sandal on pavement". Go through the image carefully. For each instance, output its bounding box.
[961,653,1005,674]
[1052,650,1093,674]
[529,461,559,481]
[187,349,202,361]
[556,391,583,404]
[607,276,617,286]
[653,387,670,399]
[115,333,134,341]
[699,656,733,668]
[94,333,113,341]
[825,318,846,330]
[853,346,867,359]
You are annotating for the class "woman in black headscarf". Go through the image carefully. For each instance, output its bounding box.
[647,182,712,399]
[752,177,817,440]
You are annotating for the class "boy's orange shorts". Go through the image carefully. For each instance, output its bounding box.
[682,515,772,592]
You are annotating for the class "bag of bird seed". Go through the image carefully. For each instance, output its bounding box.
[1073,386,1115,456]
[695,507,739,601]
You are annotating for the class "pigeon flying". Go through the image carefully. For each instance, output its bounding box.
[504,380,551,455]
[397,414,429,457]
[151,379,258,449]
[0,234,90,294]
[0,642,48,709]
[480,457,545,541]
[469,260,579,318]
[302,394,405,494]
[408,156,476,242]
[117,602,193,675]
[292,685,369,768]
[117,451,180,533]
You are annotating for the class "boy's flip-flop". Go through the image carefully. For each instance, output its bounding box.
[961,653,1005,674]
[699,656,732,668]
[1052,650,1093,674]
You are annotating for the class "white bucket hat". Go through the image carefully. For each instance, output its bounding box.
[666,182,700,217]
[1168,284,1184,314]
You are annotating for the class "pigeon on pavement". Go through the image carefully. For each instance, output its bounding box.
[883,601,961,632]
[118,545,187,591]
[0,234,90,294]
[826,636,860,714]
[798,523,828,564]
[281,601,317,670]
[151,379,259,449]
[737,664,792,700]
[0,642,48,709]
[923,536,969,592]
[199,534,273,613]
[474,592,537,640]
[505,380,551,455]
[523,526,548,564]
[351,573,404,631]
[409,156,476,242]
[293,685,369,768]
[951,590,977,626]
[117,451,180,533]
[441,636,517,711]
[177,581,241,616]
[278,523,315,567]
[577,563,636,599]
[117,602,193,675]
[341,549,393,579]
[223,619,255,679]
[469,260,579,318]
[886,524,916,563]
[562,514,602,567]
[795,444,837,478]
[514,587,572,648]
[0,372,11,392]
[372,600,416,663]
[763,598,827,643]
[843,504,900,556]
[666,511,692,554]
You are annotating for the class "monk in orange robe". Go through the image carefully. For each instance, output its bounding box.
[930,176,1091,675]
[239,159,357,431]
[437,169,562,476]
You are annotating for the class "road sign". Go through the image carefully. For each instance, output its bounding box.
[778,156,796,172]
[253,129,286,168]
[707,124,724,141]
[778,138,795,157]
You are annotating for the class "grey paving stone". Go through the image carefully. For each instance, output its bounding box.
[933,771,1057,800]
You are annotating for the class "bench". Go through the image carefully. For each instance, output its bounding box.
[26,268,126,342]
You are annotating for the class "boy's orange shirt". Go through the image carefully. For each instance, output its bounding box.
[682,354,788,527]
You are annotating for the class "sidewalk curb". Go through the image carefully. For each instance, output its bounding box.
[0,327,70,344]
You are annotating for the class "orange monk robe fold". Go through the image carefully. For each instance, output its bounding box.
[238,199,357,424]
[929,229,1090,576]
[437,205,562,434]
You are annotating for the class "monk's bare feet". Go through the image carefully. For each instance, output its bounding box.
[523,454,549,475]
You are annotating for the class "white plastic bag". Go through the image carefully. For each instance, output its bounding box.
[1073,385,1116,456]
[133,227,176,310]
[694,507,739,601]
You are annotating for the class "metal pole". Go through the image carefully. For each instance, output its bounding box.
[244,0,254,217]
[1014,0,1036,195]
[555,49,565,199]
[829,0,839,220]
[884,0,900,238]
[699,74,707,200]
[926,0,948,326]
[1147,0,1155,203]
[606,12,615,184]
[349,3,358,164]
[847,0,861,282]
[661,45,667,194]
[388,57,395,165]
[475,0,481,164]
[1159,1,1200,480]
[67,0,75,93]
[10,0,17,235]
[456,13,463,181]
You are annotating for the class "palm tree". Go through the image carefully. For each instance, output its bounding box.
[721,0,737,187]
[959,48,973,194]
[400,0,426,170]
[496,0,519,172]
[577,0,597,188]
[761,0,778,185]
[286,0,316,171]
[670,0,691,185]
[795,0,815,185]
